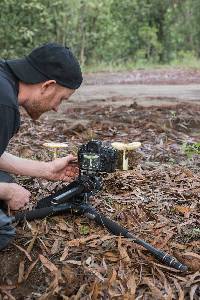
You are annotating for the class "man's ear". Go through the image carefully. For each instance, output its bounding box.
[41,80,56,93]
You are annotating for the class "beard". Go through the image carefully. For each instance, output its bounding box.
[24,99,50,120]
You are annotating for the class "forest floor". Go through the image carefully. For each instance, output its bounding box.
[0,69,200,300]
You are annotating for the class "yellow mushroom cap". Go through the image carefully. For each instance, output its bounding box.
[111,142,127,151]
[111,142,141,151]
[126,142,141,150]
[43,142,68,149]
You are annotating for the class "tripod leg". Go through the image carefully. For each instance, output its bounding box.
[81,204,188,272]
[12,203,76,223]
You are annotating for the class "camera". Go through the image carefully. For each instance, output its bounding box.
[78,140,117,174]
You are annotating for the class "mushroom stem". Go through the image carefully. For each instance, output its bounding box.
[53,149,58,159]
[122,150,129,171]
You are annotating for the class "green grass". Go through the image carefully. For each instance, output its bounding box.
[182,142,200,158]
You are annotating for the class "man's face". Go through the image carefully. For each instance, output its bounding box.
[23,81,75,120]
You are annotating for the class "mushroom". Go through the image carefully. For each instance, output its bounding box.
[43,142,68,159]
[111,142,141,170]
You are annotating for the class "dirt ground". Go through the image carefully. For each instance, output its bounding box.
[84,69,200,85]
[53,69,200,117]
[0,69,200,300]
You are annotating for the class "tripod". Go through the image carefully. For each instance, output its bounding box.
[11,174,188,272]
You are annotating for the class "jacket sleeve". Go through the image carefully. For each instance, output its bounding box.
[0,105,19,156]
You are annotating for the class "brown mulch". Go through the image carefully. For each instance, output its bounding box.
[0,102,199,299]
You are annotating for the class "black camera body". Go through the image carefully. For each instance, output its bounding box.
[78,140,117,174]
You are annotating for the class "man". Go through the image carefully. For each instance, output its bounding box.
[0,43,83,250]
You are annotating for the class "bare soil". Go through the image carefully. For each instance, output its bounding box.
[84,68,200,85]
[59,69,200,114]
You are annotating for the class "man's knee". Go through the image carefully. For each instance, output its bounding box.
[0,171,15,183]
[0,173,16,250]
[0,209,15,250]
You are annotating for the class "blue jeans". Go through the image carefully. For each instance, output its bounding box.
[0,171,15,250]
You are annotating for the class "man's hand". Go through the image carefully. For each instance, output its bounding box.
[4,183,31,210]
[45,155,79,182]
[0,152,79,181]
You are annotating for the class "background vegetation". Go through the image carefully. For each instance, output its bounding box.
[1,0,200,68]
